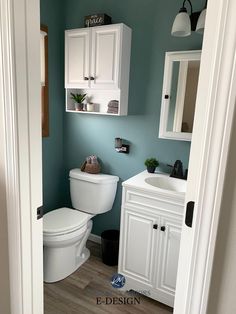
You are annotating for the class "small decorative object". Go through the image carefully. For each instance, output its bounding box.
[107,100,119,114]
[70,93,87,111]
[144,158,159,173]
[84,14,112,28]
[81,155,101,174]
[115,137,130,154]
[87,103,94,112]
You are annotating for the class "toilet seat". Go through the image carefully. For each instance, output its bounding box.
[43,207,92,236]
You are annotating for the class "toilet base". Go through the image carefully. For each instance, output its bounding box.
[44,247,90,283]
[76,247,90,271]
[44,220,92,283]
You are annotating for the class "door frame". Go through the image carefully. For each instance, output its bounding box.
[1,0,236,314]
[174,0,236,313]
[0,0,43,314]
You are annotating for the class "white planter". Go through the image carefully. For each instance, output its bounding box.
[74,102,84,111]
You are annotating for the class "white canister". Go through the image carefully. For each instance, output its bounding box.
[87,103,94,112]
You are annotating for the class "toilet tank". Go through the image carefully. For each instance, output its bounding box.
[69,169,119,214]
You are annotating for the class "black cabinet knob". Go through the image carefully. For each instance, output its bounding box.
[161,226,166,232]
[153,224,158,230]
[90,76,95,80]
[84,77,89,80]
[164,95,169,99]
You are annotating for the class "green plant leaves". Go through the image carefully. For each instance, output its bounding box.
[70,92,87,103]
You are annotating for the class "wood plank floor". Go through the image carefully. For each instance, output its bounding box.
[44,241,173,314]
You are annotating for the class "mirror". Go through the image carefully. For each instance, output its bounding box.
[159,50,201,141]
[41,24,49,137]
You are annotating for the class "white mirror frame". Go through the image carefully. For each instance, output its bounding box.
[159,50,201,141]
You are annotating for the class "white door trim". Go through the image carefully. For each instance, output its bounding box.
[0,1,24,312]
[174,0,236,313]
[0,0,43,313]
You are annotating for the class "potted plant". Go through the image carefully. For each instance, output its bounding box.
[70,93,87,111]
[144,157,159,173]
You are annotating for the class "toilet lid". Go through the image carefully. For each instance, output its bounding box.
[69,168,119,184]
[43,207,91,235]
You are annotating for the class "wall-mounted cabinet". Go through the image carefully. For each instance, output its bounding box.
[65,23,132,115]
[159,50,201,141]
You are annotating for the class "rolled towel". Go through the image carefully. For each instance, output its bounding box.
[86,156,91,164]
[108,100,119,108]
[107,108,118,114]
[108,104,119,108]
[90,155,98,164]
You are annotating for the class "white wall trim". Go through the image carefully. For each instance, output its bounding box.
[89,233,102,244]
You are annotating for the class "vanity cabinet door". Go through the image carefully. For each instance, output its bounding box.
[65,29,90,88]
[90,25,120,89]
[155,216,182,304]
[120,209,159,285]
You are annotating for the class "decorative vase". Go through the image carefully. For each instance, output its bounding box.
[75,102,84,111]
[147,166,156,173]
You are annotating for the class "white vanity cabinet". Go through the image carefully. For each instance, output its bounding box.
[65,23,132,115]
[155,215,182,305]
[122,209,159,285]
[118,171,185,307]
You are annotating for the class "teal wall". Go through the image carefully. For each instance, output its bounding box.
[41,0,204,234]
[40,0,67,213]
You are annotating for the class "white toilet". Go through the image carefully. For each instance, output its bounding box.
[43,169,119,283]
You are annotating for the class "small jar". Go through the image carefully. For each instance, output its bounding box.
[87,103,94,112]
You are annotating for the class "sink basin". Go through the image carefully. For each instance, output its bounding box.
[145,176,186,193]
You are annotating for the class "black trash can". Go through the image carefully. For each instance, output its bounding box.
[101,230,120,266]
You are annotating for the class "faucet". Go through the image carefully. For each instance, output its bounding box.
[168,160,186,179]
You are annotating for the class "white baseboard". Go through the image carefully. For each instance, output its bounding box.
[88,233,101,244]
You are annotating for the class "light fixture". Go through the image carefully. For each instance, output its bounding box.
[171,0,207,37]
[196,8,206,34]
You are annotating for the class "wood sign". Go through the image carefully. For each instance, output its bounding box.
[84,14,112,27]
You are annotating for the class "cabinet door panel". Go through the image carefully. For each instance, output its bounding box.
[121,209,158,284]
[91,26,120,89]
[156,217,182,296]
[65,30,90,88]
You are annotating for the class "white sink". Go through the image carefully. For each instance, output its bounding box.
[145,176,186,193]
